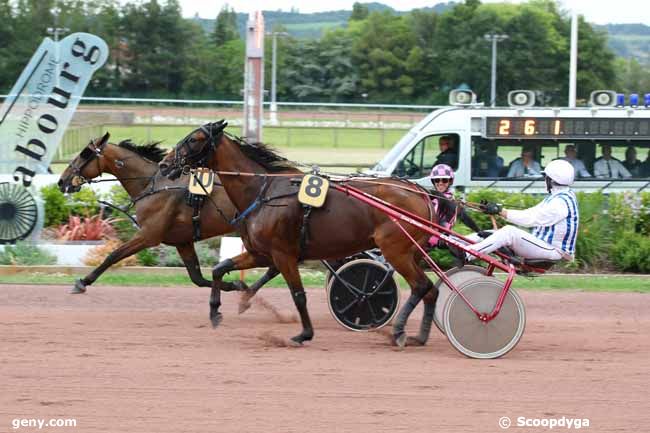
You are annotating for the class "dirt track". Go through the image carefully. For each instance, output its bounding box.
[1,284,649,433]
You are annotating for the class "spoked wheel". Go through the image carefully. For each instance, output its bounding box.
[327,258,399,332]
[443,276,526,359]
[433,265,487,334]
[0,183,38,244]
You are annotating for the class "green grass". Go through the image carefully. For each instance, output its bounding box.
[3,269,649,292]
[100,125,405,149]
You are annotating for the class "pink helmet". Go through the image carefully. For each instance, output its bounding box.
[430,164,455,180]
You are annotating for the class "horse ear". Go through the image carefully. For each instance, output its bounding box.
[98,132,110,149]
[212,120,228,134]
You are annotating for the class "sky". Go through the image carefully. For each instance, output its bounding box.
[176,0,650,25]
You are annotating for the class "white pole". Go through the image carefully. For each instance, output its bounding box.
[270,33,278,125]
[569,12,578,108]
[490,37,497,107]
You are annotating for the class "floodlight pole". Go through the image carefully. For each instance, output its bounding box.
[484,33,508,107]
[268,31,288,125]
[47,8,69,89]
[568,12,578,108]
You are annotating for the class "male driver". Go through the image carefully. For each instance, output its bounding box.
[467,159,579,262]
[561,144,591,178]
[593,144,631,178]
[507,147,542,177]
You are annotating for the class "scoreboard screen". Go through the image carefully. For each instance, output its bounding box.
[485,117,650,139]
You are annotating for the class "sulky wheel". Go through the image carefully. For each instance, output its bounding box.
[327,258,399,332]
[0,183,38,244]
[443,276,526,359]
[433,265,487,334]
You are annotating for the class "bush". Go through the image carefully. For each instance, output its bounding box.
[610,232,650,273]
[41,184,103,228]
[0,242,57,265]
[105,185,138,242]
[136,248,159,266]
[40,184,68,227]
[69,188,101,217]
[135,242,220,267]
[83,240,138,267]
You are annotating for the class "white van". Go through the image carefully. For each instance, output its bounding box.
[369,105,650,193]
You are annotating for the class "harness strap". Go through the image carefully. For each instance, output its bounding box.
[298,204,313,261]
[229,178,270,226]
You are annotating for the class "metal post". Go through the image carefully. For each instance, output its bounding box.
[484,33,508,107]
[243,11,265,143]
[490,37,497,107]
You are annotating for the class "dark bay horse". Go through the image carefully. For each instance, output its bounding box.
[58,133,279,316]
[159,121,440,347]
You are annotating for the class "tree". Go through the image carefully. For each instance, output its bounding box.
[350,2,368,21]
[212,5,238,46]
[351,11,417,102]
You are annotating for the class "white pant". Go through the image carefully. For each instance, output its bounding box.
[466,226,563,261]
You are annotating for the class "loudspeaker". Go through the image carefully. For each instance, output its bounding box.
[449,89,476,105]
[507,90,536,107]
[589,90,617,107]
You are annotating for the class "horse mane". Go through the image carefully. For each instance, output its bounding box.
[116,139,167,163]
[224,132,297,172]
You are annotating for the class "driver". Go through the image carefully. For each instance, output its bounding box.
[428,164,482,247]
[465,159,579,262]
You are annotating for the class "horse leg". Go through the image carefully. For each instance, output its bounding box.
[176,243,211,287]
[238,266,280,314]
[381,248,436,348]
[209,252,268,328]
[72,234,153,294]
[406,291,436,347]
[272,252,313,346]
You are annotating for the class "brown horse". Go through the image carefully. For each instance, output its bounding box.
[159,121,440,347]
[58,133,279,321]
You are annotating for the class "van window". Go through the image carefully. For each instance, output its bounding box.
[471,138,650,180]
[394,134,459,179]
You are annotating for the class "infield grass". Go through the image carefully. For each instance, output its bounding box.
[2,269,648,292]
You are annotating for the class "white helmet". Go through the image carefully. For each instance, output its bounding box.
[543,159,575,186]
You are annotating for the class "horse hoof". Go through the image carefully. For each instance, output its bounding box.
[69,279,87,294]
[288,338,303,347]
[393,332,407,348]
[210,313,223,329]
[406,336,426,347]
[238,300,252,314]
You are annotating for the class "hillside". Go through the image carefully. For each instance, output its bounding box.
[190,2,456,39]
[190,3,650,64]
[597,24,650,64]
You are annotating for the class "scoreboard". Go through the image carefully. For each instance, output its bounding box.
[485,117,650,139]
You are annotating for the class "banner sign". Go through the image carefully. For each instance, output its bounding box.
[0,33,108,185]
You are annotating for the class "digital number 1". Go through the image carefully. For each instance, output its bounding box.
[553,120,561,135]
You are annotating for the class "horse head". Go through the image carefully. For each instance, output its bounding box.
[159,120,228,179]
[58,132,110,193]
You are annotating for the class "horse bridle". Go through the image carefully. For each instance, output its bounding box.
[174,124,219,174]
[68,142,104,187]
